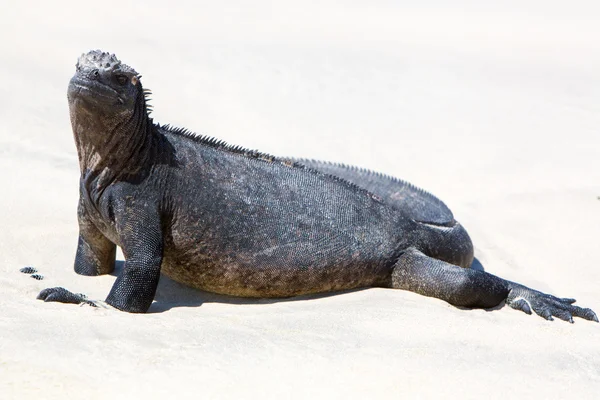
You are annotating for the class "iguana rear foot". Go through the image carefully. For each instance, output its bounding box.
[506,284,598,323]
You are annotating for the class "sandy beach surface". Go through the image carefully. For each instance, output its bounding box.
[1,1,599,398]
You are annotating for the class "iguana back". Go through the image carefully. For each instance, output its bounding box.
[155,128,411,297]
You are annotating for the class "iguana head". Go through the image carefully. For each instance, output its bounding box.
[68,50,142,116]
[68,50,153,172]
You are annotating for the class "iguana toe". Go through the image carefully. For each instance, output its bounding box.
[573,307,598,322]
[538,308,554,321]
[507,298,532,315]
[550,308,574,323]
[560,297,577,304]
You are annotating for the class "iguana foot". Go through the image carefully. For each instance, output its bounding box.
[37,287,98,308]
[506,283,598,323]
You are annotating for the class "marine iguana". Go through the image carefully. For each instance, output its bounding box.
[38,50,598,323]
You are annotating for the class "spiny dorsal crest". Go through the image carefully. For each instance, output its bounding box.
[143,88,153,114]
[76,50,138,76]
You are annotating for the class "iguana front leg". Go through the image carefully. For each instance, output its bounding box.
[391,248,598,322]
[39,202,164,314]
[105,209,164,313]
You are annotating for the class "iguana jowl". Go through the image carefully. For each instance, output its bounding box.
[38,50,598,323]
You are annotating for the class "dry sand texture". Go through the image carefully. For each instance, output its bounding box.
[1,1,600,399]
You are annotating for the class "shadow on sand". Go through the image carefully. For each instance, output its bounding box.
[114,256,491,313]
[113,260,366,314]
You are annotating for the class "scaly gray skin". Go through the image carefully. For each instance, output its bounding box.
[38,50,598,323]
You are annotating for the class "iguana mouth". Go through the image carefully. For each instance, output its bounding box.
[69,79,123,105]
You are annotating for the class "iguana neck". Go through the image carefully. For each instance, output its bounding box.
[71,104,156,180]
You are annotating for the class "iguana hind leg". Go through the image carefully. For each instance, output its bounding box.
[389,248,598,322]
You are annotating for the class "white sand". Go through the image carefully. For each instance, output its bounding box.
[1,1,600,398]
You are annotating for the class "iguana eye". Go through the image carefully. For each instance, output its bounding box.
[115,74,128,86]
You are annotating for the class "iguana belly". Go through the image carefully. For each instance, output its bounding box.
[160,254,389,298]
